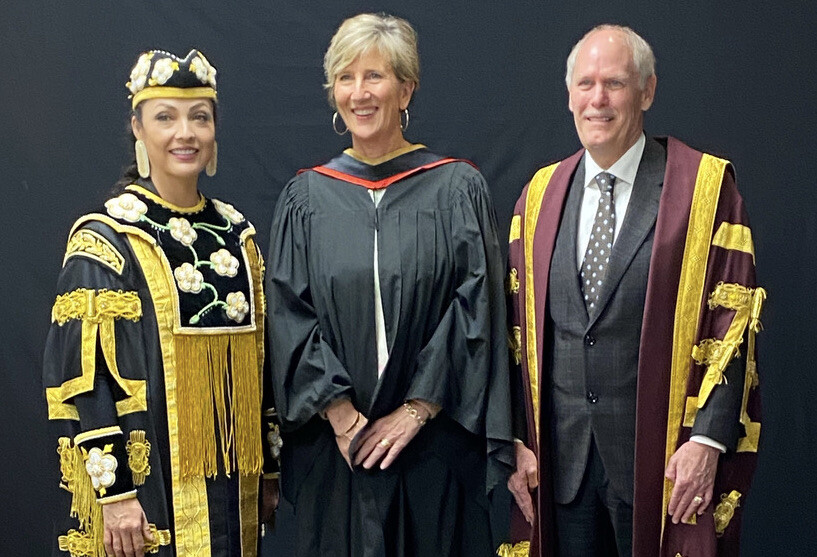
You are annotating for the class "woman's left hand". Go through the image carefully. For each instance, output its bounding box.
[260,477,280,527]
[353,404,428,470]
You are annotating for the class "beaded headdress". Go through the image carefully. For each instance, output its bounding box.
[127,49,217,109]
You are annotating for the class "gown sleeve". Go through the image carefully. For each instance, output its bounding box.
[266,176,355,431]
[43,221,148,504]
[403,168,514,491]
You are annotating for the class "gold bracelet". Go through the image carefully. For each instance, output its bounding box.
[335,411,361,439]
[403,402,427,426]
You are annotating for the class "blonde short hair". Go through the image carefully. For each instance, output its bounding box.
[565,24,656,89]
[323,13,420,107]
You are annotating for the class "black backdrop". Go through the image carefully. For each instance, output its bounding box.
[2,1,815,555]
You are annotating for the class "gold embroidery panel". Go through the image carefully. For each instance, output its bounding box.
[712,222,755,263]
[64,228,126,274]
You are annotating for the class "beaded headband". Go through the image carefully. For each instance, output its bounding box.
[127,49,217,109]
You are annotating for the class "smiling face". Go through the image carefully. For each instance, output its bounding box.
[568,29,656,168]
[333,48,414,158]
[132,97,215,191]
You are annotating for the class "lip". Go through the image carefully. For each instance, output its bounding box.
[170,147,198,161]
[351,107,377,118]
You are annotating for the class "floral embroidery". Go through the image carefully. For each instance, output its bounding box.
[267,424,283,460]
[195,52,217,87]
[169,217,198,246]
[174,263,204,294]
[127,53,152,94]
[225,291,249,322]
[212,199,245,224]
[84,447,118,496]
[150,57,178,86]
[105,193,148,223]
[210,249,239,277]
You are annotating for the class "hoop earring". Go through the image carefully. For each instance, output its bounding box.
[135,139,150,178]
[332,112,348,135]
[206,141,218,177]
[400,108,410,132]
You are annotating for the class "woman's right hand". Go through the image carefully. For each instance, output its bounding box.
[101,497,153,557]
[325,399,368,469]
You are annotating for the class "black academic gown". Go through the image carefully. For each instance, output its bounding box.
[267,147,513,556]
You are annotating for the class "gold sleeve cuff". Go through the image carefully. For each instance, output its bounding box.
[97,490,138,505]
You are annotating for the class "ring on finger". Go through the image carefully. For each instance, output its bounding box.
[378,438,392,448]
[692,495,704,505]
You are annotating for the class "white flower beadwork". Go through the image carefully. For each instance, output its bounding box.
[210,249,239,277]
[105,193,148,223]
[212,199,244,224]
[169,217,198,246]
[267,424,283,460]
[225,291,249,322]
[151,58,176,85]
[127,53,152,94]
[197,53,217,87]
[174,263,204,294]
[85,447,118,493]
[189,55,209,84]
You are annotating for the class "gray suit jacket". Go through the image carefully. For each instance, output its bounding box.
[546,138,744,506]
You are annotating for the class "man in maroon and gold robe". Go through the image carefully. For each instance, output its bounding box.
[500,25,765,557]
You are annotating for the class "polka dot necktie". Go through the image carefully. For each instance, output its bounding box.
[581,172,616,312]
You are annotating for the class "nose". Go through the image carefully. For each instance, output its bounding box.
[175,118,195,140]
[350,77,371,102]
[590,83,608,107]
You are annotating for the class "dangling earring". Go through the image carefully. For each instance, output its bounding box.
[332,112,348,135]
[135,139,150,178]
[206,141,218,177]
[400,108,410,132]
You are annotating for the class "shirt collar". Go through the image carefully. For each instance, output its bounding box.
[583,133,646,188]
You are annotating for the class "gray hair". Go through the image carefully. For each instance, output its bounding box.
[565,24,656,89]
[323,13,420,108]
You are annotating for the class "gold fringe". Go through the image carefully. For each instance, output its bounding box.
[126,430,152,485]
[497,541,530,556]
[56,438,105,557]
[175,332,263,479]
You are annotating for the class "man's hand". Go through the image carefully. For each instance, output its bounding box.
[508,442,539,525]
[665,440,720,524]
[102,497,153,557]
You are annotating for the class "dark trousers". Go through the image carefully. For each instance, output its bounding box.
[554,439,633,557]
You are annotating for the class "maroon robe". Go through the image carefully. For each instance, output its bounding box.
[504,137,764,557]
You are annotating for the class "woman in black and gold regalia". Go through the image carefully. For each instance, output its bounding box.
[43,50,279,557]
[267,13,513,556]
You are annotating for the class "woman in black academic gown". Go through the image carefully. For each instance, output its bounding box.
[266,12,514,556]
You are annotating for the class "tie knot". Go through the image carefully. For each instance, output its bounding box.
[595,172,616,194]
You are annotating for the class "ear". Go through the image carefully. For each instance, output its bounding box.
[568,89,575,114]
[399,81,416,111]
[640,74,657,111]
[131,115,143,141]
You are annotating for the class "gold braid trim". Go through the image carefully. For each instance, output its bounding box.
[714,490,742,536]
[58,524,171,556]
[47,290,147,421]
[697,283,763,411]
[52,288,141,325]
[663,153,727,538]
[497,541,530,556]
[507,268,520,295]
[126,430,151,485]
[739,287,766,452]
[524,163,560,439]
[712,222,755,264]
[64,229,125,275]
[692,338,738,366]
[509,215,521,243]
